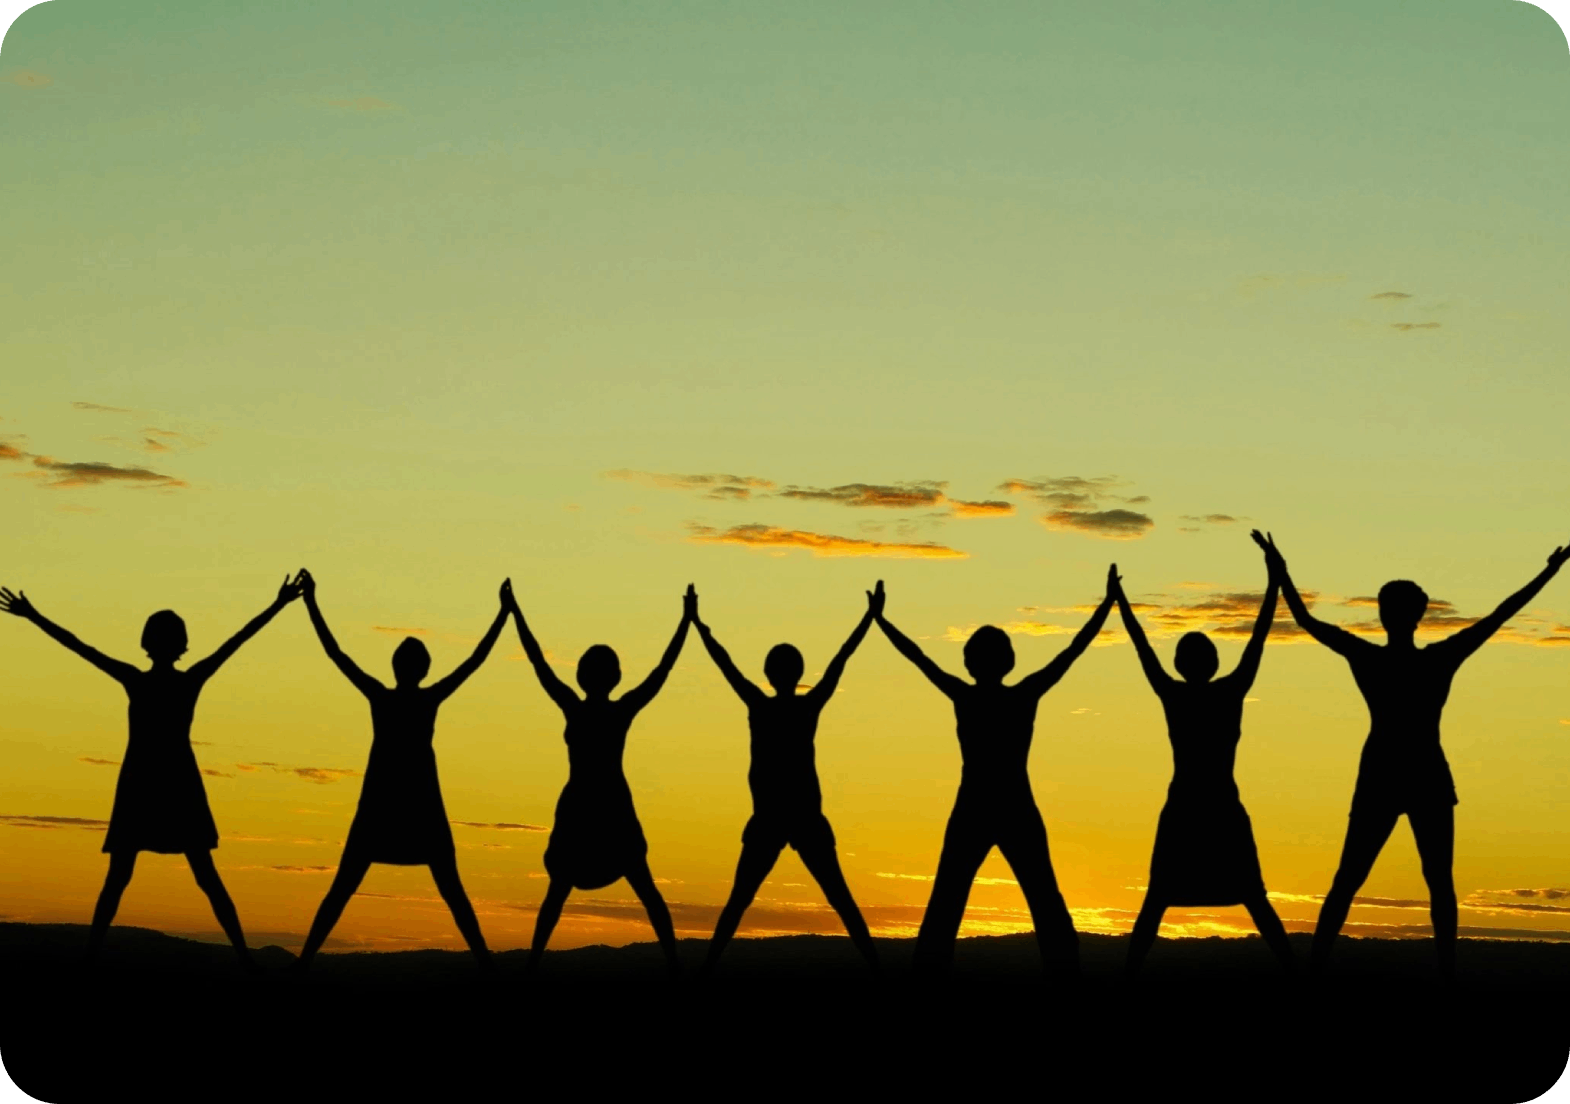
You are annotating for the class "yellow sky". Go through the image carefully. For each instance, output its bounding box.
[3,0,1568,951]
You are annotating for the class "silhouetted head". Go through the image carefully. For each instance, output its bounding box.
[1378,580,1428,635]
[1174,632,1219,683]
[763,644,805,694]
[392,637,431,686]
[963,626,1015,683]
[141,610,187,663]
[577,644,622,696]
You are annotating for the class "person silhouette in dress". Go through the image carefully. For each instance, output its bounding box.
[511,585,693,974]
[1114,552,1294,975]
[874,567,1117,977]
[0,576,303,965]
[1255,530,1569,977]
[693,582,883,974]
[293,570,509,971]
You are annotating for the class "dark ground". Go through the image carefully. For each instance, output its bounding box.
[1,923,1566,1102]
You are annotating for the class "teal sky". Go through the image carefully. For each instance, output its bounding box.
[2,1,1568,949]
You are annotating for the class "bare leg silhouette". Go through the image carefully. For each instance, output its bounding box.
[626,859,681,973]
[1409,804,1457,978]
[429,856,493,968]
[1243,894,1296,971]
[527,879,571,973]
[1311,807,1400,972]
[999,823,1079,976]
[912,819,990,975]
[1126,895,1166,976]
[87,852,137,960]
[186,851,253,965]
[704,841,783,971]
[297,853,372,969]
[798,844,880,971]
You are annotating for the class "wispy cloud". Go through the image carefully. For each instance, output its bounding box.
[777,481,945,510]
[0,814,108,830]
[1392,322,1441,332]
[26,456,186,489]
[372,625,429,637]
[947,499,1014,518]
[687,523,966,559]
[0,441,28,461]
[235,762,363,784]
[71,401,132,413]
[1001,477,1154,540]
[606,470,775,501]
[3,70,53,89]
[77,756,119,767]
[450,820,548,832]
[1370,291,1412,300]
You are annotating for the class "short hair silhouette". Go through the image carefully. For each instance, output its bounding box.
[962,625,1015,681]
[140,610,188,660]
[1173,632,1219,683]
[576,644,622,695]
[763,643,805,692]
[390,637,431,685]
[1378,580,1429,632]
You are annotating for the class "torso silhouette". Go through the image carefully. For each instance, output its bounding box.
[107,666,217,854]
[1343,638,1463,807]
[1153,678,1245,802]
[548,697,646,890]
[747,693,827,822]
[350,684,453,864]
[949,683,1044,815]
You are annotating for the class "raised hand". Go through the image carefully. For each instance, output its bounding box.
[500,577,517,613]
[1107,563,1122,598]
[867,580,886,618]
[683,583,698,622]
[1252,529,1287,576]
[0,587,36,620]
[277,573,305,606]
[294,568,317,601]
[1548,543,1570,572]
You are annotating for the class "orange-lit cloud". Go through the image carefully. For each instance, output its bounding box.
[3,70,53,89]
[450,820,548,832]
[373,625,430,636]
[687,523,966,559]
[202,768,233,778]
[0,441,26,461]
[606,469,775,501]
[948,498,1014,518]
[1003,476,1155,540]
[778,481,945,509]
[26,456,186,489]
[0,814,108,831]
[1392,322,1441,332]
[77,756,119,767]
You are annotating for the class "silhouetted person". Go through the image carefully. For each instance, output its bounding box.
[1256,530,1569,977]
[0,577,303,965]
[512,585,693,974]
[293,570,508,971]
[694,583,883,974]
[1114,558,1294,975]
[875,567,1117,977]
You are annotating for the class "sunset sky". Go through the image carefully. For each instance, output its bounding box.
[3,0,1568,953]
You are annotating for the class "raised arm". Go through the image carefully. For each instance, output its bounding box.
[0,588,139,683]
[508,595,579,713]
[298,571,383,697]
[807,581,882,707]
[1252,531,1368,659]
[1019,564,1117,697]
[690,589,765,707]
[1112,571,1171,692]
[429,579,512,702]
[187,574,303,683]
[875,600,966,700]
[1227,572,1280,691]
[619,585,694,715]
[1441,541,1569,661]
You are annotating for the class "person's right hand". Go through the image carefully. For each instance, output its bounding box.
[1106,563,1122,598]
[683,583,698,623]
[867,580,886,618]
[0,587,36,620]
[500,577,516,612]
[1547,543,1570,572]
[294,569,316,600]
[1252,530,1287,575]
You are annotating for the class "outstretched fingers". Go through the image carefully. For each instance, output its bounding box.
[0,587,34,617]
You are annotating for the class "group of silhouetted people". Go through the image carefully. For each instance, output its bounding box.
[3,528,1566,980]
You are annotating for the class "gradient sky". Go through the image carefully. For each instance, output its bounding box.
[2,0,1568,952]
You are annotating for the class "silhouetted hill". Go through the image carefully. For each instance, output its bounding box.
[1,923,1565,1101]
